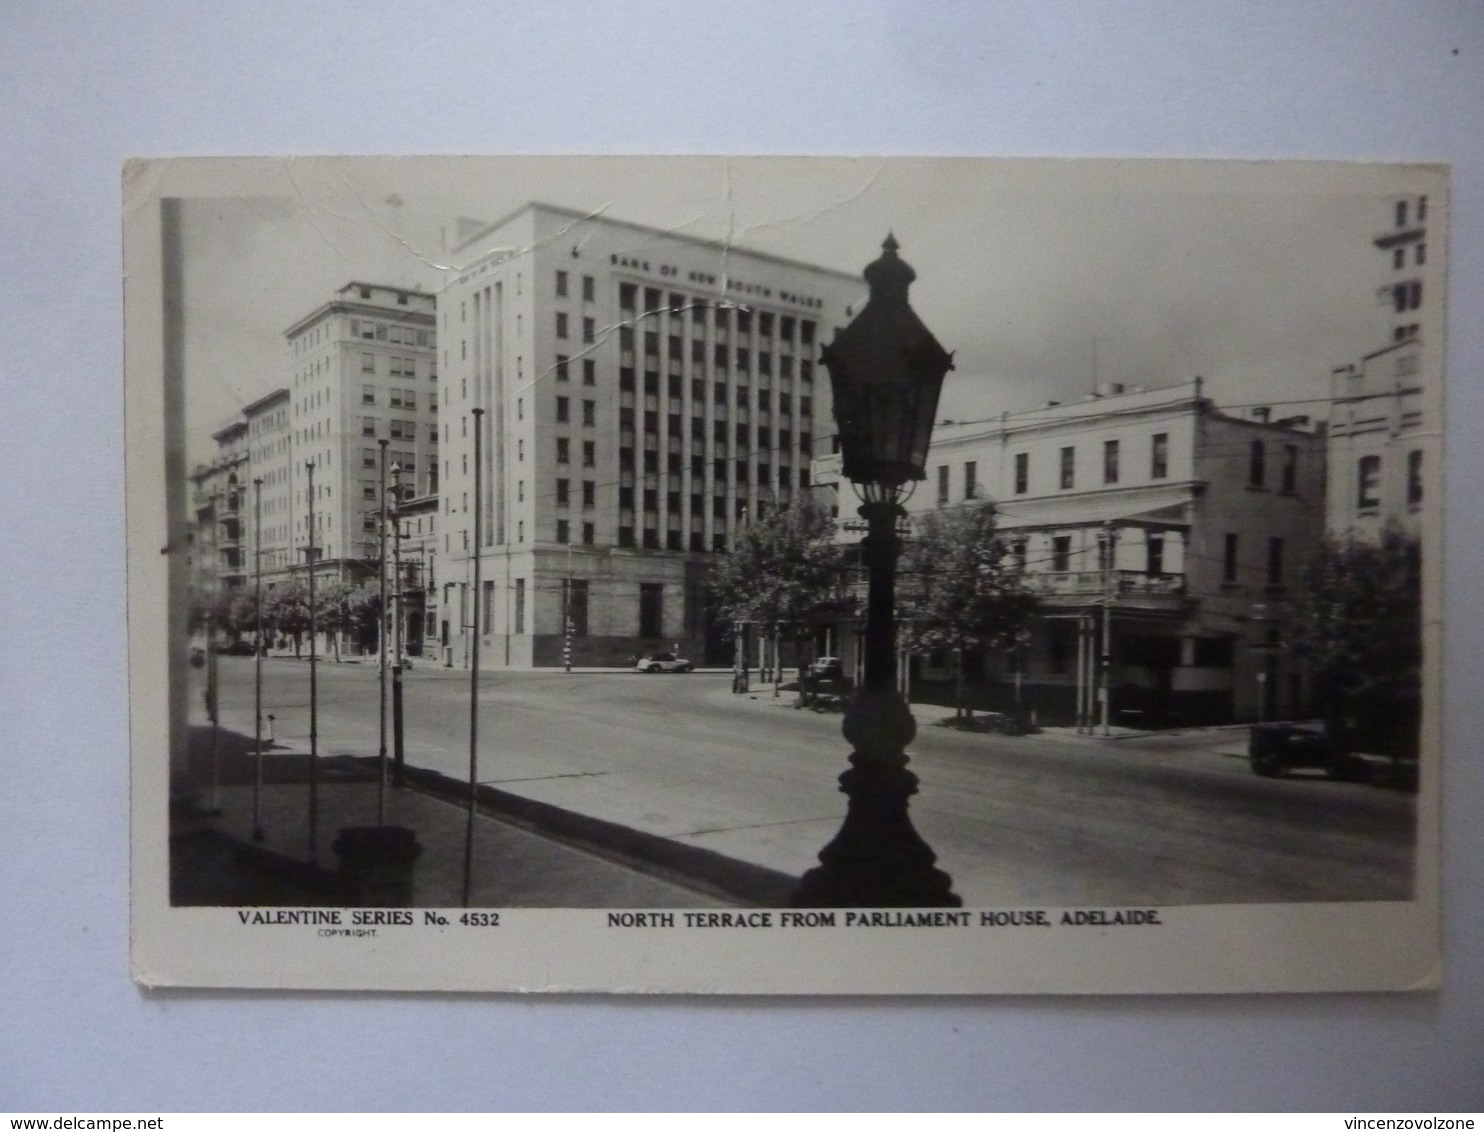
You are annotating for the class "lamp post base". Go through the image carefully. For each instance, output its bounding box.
[792,690,960,908]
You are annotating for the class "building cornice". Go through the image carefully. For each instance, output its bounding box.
[452,201,863,286]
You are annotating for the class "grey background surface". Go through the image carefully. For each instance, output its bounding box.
[2,0,1481,1112]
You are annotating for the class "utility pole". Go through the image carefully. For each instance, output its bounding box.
[205,488,221,816]
[1101,522,1115,736]
[464,407,484,907]
[377,439,389,824]
[252,477,264,842]
[391,461,406,788]
[306,459,319,860]
[564,540,573,673]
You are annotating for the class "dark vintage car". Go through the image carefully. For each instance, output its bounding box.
[1248,721,1362,779]
[1248,714,1418,786]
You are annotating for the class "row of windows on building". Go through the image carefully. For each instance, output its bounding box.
[348,318,433,348]
[616,282,819,347]
[948,435,1303,502]
[1395,197,1427,229]
[1012,531,1288,588]
[617,369,813,414]
[615,328,816,381]
[1391,243,1427,270]
[360,418,435,443]
[1356,450,1424,512]
[464,576,671,641]
[359,353,433,379]
[361,384,435,410]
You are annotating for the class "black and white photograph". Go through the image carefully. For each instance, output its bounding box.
[126,155,1442,993]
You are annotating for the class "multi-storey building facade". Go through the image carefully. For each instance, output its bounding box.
[268,282,439,587]
[435,203,860,668]
[1326,192,1441,540]
[819,380,1326,725]
[188,419,250,606]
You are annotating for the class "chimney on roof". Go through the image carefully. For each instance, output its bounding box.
[1251,406,1271,423]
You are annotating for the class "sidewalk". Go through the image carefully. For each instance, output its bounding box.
[176,719,734,908]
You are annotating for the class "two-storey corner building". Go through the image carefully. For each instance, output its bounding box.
[434,203,860,669]
[277,282,439,590]
[820,380,1326,727]
[188,419,250,605]
[1326,192,1441,542]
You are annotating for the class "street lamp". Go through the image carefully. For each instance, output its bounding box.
[793,234,960,908]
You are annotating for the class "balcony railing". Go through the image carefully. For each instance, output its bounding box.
[1034,569,1186,599]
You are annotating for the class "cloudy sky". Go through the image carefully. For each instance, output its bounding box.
[167,156,1436,461]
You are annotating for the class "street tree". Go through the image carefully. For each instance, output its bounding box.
[315,581,377,661]
[1290,525,1422,756]
[707,495,855,699]
[898,502,1040,722]
[263,579,311,656]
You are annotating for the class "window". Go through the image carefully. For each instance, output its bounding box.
[362,384,376,404]
[361,353,374,373]
[1223,534,1239,583]
[1052,536,1071,574]
[581,275,594,302]
[619,282,636,310]
[1151,433,1168,479]
[583,441,596,467]
[362,448,377,469]
[800,396,812,417]
[582,522,594,545]
[555,270,568,297]
[582,399,596,427]
[1408,449,1424,508]
[556,438,569,464]
[1249,440,1266,488]
[556,520,570,544]
[1357,454,1381,511]
[1395,200,1408,228]
[556,355,569,381]
[555,312,568,339]
[362,417,376,437]
[556,478,569,506]
[936,464,950,506]
[1014,453,1029,495]
[514,579,526,633]
[1103,440,1120,485]
[1280,445,1298,493]
[964,461,978,499]
[582,480,595,508]
[363,485,376,502]
[556,396,570,423]
[1146,536,1164,576]
[1416,242,1427,266]
[1267,537,1284,587]
[583,358,596,385]
[1059,447,1075,490]
[618,527,634,547]
[583,317,595,344]
[1393,248,1405,271]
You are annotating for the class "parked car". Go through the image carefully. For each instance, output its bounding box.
[808,656,843,680]
[636,652,693,673]
[1248,721,1365,780]
[216,638,257,656]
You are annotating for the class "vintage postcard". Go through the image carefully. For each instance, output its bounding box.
[126,156,1443,993]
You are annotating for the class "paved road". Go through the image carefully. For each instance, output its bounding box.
[205,657,1417,907]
